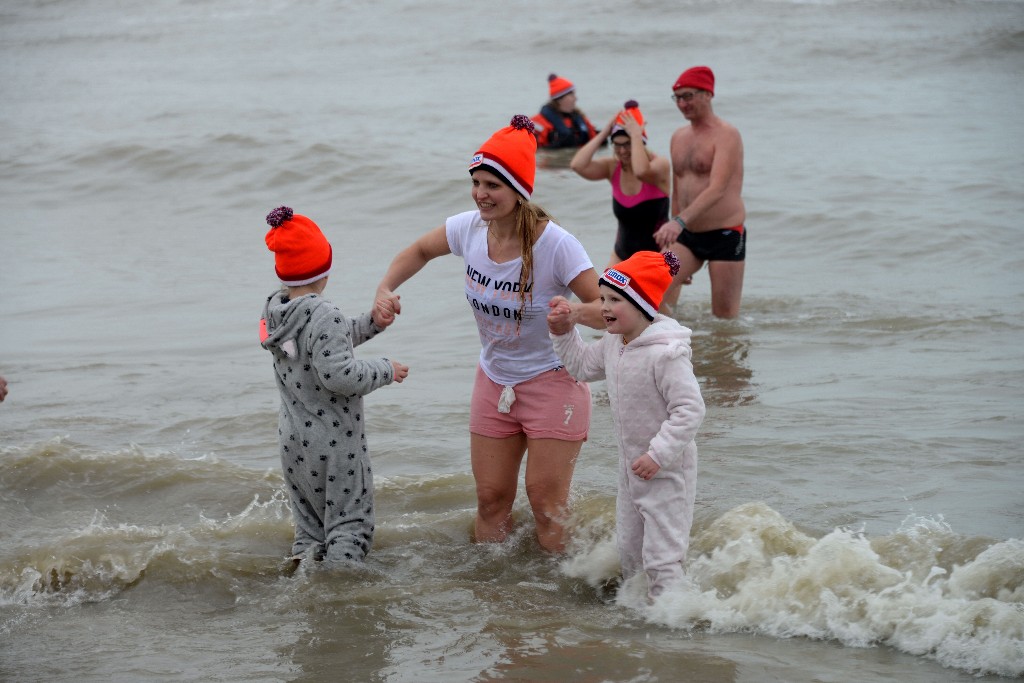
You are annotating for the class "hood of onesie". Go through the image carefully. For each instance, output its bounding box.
[628,316,695,359]
[261,290,323,359]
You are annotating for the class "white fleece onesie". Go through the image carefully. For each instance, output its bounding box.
[552,315,705,595]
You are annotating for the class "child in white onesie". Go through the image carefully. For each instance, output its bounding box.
[547,250,705,597]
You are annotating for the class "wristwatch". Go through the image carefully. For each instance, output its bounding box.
[673,216,687,231]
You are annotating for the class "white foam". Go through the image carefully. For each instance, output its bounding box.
[561,502,1024,677]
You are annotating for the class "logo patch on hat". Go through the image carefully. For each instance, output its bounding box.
[469,153,484,169]
[605,269,630,287]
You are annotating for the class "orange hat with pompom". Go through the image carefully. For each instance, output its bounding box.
[610,100,647,143]
[600,251,681,320]
[264,206,333,286]
[468,115,538,199]
[547,73,575,100]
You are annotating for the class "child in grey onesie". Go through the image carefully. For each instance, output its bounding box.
[260,206,409,564]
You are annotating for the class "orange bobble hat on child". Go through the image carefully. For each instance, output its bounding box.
[547,73,575,100]
[610,100,647,143]
[468,115,538,200]
[600,251,682,320]
[264,206,333,286]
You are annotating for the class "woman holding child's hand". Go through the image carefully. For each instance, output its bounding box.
[375,115,603,553]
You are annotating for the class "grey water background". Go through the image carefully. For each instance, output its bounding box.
[1,0,1023,681]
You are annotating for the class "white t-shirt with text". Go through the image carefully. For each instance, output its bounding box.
[446,210,593,386]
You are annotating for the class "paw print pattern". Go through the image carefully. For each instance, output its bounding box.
[268,305,381,557]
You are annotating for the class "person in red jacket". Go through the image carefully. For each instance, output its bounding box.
[531,73,599,149]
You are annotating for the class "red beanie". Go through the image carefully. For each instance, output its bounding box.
[610,99,647,143]
[469,115,538,199]
[264,206,333,286]
[672,65,715,95]
[600,251,681,320]
[547,73,575,100]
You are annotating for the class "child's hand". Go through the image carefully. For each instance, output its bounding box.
[631,453,660,480]
[390,360,409,384]
[547,296,575,335]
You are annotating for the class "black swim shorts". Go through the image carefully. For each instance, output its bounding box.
[677,226,746,262]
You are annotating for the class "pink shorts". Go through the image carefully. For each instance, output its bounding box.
[469,365,591,441]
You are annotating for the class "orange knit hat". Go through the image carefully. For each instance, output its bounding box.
[547,73,575,100]
[673,65,715,95]
[264,206,333,286]
[468,115,538,199]
[610,99,647,143]
[600,251,681,320]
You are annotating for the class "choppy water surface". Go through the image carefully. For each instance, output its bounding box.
[2,0,1022,680]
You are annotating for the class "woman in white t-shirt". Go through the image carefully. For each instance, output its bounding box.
[375,115,604,552]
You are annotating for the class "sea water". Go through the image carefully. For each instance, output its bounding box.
[1,0,1022,680]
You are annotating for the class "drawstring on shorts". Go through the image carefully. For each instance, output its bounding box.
[497,385,516,413]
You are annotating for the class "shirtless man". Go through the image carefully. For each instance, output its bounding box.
[654,66,746,318]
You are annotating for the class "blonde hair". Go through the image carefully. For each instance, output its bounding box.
[512,199,551,333]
